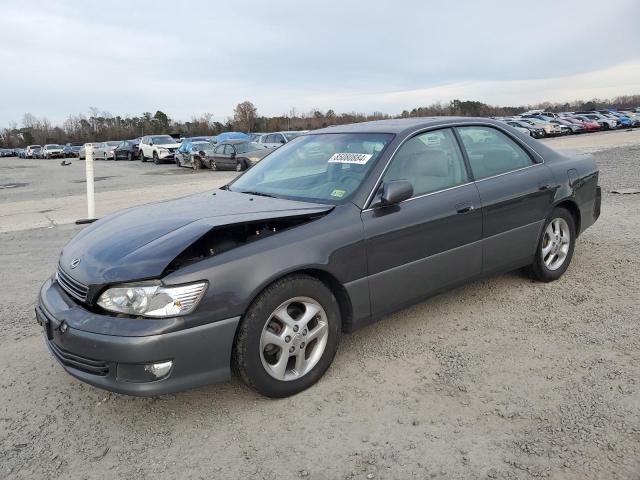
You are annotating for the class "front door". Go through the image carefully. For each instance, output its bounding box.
[362,128,483,317]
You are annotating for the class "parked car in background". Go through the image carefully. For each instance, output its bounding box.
[175,141,215,170]
[497,120,530,136]
[566,117,600,132]
[575,114,617,130]
[113,139,141,161]
[258,131,307,148]
[33,146,45,158]
[503,120,546,138]
[206,140,270,171]
[175,138,212,163]
[93,141,121,160]
[25,145,42,158]
[139,135,181,164]
[78,143,101,160]
[551,119,585,134]
[42,144,65,159]
[63,143,83,158]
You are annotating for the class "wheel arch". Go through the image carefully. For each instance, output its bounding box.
[554,198,581,236]
[243,267,354,334]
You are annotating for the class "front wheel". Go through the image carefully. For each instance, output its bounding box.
[153,151,160,164]
[233,275,341,398]
[140,151,146,162]
[235,159,246,172]
[192,157,202,170]
[529,208,576,282]
[127,152,132,161]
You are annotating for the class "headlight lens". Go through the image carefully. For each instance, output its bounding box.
[97,281,207,318]
[158,147,169,153]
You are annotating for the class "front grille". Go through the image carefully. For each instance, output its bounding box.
[48,341,109,376]
[56,265,88,303]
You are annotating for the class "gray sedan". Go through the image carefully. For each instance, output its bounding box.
[37,117,600,398]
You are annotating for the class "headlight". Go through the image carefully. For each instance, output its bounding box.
[97,281,207,318]
[158,147,169,153]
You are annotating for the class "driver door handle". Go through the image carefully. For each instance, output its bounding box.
[455,202,475,214]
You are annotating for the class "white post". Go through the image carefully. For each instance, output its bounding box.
[85,145,95,219]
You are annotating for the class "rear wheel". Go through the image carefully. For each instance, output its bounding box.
[234,275,341,398]
[236,159,246,172]
[529,207,576,282]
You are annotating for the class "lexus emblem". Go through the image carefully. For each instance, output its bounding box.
[70,258,81,269]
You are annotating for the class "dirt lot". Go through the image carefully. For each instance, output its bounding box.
[0,130,639,479]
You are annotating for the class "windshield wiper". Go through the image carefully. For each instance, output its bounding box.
[238,190,277,198]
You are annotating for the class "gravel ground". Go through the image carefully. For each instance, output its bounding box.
[0,134,638,479]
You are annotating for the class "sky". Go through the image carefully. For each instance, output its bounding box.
[1,0,639,126]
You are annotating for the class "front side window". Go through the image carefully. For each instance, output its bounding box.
[456,126,533,180]
[229,133,393,204]
[382,128,468,197]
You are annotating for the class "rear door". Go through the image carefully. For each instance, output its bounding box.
[362,128,483,317]
[455,125,556,274]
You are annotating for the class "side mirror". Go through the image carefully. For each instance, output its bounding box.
[280,139,286,144]
[372,180,413,208]
[149,141,153,146]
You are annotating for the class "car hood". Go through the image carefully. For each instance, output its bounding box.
[59,190,333,286]
[156,143,181,149]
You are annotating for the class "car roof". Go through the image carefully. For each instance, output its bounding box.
[311,117,503,135]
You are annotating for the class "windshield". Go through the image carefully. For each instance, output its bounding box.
[228,133,394,204]
[151,136,175,145]
[235,142,264,154]
[45,144,60,148]
[106,141,120,147]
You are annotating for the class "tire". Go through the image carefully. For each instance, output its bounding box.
[193,157,201,170]
[529,207,576,282]
[140,151,146,162]
[233,274,341,398]
[235,159,246,172]
[127,152,132,161]
[210,161,217,171]
[153,151,160,164]
[175,157,181,167]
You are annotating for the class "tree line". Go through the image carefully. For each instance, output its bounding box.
[2,94,638,148]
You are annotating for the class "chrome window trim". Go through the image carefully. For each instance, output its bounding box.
[363,121,545,210]
[362,181,475,213]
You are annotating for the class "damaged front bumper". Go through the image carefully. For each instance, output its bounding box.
[36,278,240,396]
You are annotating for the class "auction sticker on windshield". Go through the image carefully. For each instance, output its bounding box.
[328,153,373,165]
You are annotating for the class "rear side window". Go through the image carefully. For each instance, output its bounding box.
[383,128,469,197]
[456,126,532,180]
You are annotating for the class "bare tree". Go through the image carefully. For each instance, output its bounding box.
[233,101,258,132]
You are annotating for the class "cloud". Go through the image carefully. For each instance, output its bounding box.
[1,0,639,125]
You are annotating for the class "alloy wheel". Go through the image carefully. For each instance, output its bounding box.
[541,218,571,270]
[260,297,329,381]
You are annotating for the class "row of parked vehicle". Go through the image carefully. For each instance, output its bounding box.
[494,108,640,138]
[7,108,639,167]
[12,130,308,171]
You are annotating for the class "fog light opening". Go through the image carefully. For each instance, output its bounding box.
[144,360,173,379]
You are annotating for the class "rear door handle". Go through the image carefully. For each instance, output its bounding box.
[455,203,475,214]
[538,184,557,191]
